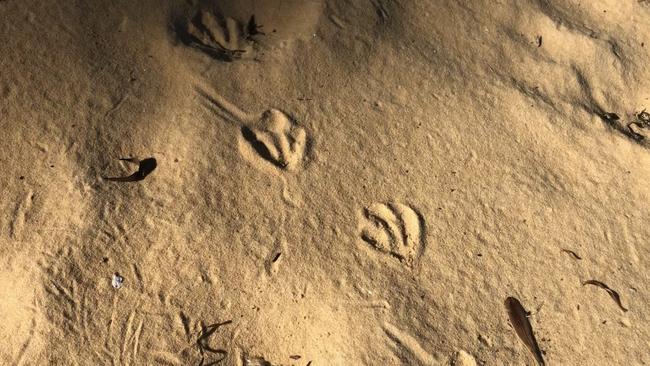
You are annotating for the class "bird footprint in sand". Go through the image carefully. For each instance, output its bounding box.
[182,9,258,62]
[240,110,306,170]
[199,90,307,172]
[359,202,425,263]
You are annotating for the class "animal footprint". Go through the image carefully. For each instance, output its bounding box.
[182,9,257,61]
[199,89,308,172]
[359,202,425,262]
[240,110,306,171]
[383,322,438,365]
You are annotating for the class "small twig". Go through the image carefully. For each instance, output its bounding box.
[247,15,265,37]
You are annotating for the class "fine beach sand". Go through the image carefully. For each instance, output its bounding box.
[1,0,649,365]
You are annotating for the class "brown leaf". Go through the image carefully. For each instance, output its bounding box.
[504,297,545,366]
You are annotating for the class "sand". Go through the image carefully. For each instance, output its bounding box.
[1,0,649,365]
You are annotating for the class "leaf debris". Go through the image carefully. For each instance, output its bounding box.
[582,280,628,312]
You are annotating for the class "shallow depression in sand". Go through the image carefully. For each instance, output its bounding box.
[0,255,42,364]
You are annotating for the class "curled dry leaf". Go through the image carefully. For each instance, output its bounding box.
[582,280,628,312]
[561,249,582,260]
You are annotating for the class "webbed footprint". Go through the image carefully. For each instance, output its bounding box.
[182,9,258,62]
[198,89,308,173]
[240,109,306,171]
[358,202,426,264]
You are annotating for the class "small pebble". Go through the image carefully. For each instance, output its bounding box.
[112,273,124,289]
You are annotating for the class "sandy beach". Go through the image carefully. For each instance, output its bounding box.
[1,0,649,365]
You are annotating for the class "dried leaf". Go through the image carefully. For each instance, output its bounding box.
[582,280,628,312]
[561,249,582,260]
[505,297,545,366]
[601,112,620,122]
[103,157,157,182]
